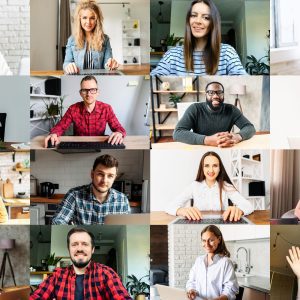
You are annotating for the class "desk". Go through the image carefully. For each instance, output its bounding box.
[31,135,150,150]
[4,198,30,219]
[150,210,270,225]
[30,64,150,76]
[151,134,270,150]
[1,218,30,224]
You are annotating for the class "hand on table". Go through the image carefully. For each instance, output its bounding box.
[64,62,79,74]
[286,246,300,278]
[44,134,59,148]
[108,132,123,145]
[223,206,244,222]
[176,207,202,221]
[105,58,119,70]
[187,289,198,300]
[204,132,242,148]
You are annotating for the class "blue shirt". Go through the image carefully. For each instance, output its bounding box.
[52,184,130,225]
[151,43,247,76]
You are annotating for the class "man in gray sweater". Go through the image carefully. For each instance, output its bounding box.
[173,81,255,147]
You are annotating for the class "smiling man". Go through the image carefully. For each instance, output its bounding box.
[44,75,125,147]
[30,227,132,300]
[52,154,130,225]
[173,81,255,147]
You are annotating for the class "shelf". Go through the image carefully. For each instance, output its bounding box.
[30,115,59,121]
[151,124,176,130]
[240,158,261,164]
[30,94,60,98]
[153,90,201,94]
[154,108,178,112]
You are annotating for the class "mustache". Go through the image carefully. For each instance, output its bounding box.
[75,251,87,255]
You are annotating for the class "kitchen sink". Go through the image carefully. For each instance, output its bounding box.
[235,272,255,278]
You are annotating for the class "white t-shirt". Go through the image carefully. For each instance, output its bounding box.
[0,52,12,75]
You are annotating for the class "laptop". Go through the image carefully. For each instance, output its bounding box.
[154,284,189,300]
[0,286,30,300]
[77,69,123,75]
[170,214,252,225]
[104,213,150,225]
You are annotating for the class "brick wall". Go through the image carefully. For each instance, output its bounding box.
[0,0,30,74]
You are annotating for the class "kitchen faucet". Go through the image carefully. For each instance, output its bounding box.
[236,247,251,274]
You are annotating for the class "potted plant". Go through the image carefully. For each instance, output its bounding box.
[164,33,183,51]
[126,274,149,300]
[245,55,270,75]
[43,95,66,128]
[168,94,182,108]
[46,253,62,272]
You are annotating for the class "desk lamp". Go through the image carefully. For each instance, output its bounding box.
[230,84,246,113]
[0,239,16,288]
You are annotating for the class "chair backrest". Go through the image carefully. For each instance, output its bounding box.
[177,102,196,120]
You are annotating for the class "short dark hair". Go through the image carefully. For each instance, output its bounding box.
[92,154,119,171]
[205,81,224,92]
[67,227,95,249]
[80,75,98,86]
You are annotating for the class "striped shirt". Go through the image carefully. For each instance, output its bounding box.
[30,261,132,300]
[52,184,130,225]
[151,43,247,76]
[84,50,94,69]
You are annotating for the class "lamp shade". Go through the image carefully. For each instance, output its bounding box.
[230,84,246,96]
[0,239,15,250]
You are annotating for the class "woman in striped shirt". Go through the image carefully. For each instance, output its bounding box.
[151,0,246,76]
[64,0,119,74]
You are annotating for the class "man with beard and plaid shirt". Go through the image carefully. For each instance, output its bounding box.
[30,227,132,300]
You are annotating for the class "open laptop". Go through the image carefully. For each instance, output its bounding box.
[78,69,123,75]
[170,214,252,225]
[154,284,189,300]
[0,286,30,300]
[104,213,150,225]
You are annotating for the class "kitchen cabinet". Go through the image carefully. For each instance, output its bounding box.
[242,287,269,300]
[221,225,269,241]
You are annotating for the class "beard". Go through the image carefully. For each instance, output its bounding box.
[206,97,224,111]
[92,182,109,194]
[71,253,92,269]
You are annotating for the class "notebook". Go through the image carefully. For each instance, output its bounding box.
[154,284,190,300]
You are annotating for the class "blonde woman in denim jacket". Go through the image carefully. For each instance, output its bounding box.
[64,0,118,74]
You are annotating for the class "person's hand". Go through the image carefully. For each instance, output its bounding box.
[176,207,202,221]
[44,134,59,148]
[105,58,119,70]
[204,132,242,148]
[187,289,198,300]
[108,132,123,145]
[223,206,244,222]
[64,62,79,74]
[286,246,300,278]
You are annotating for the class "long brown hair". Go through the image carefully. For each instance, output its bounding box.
[196,151,235,211]
[201,225,230,257]
[74,0,105,51]
[184,0,221,74]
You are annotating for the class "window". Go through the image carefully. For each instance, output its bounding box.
[271,0,298,48]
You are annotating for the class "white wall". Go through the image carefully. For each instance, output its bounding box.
[0,0,30,74]
[0,76,29,142]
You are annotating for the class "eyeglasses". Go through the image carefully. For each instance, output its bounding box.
[80,88,98,95]
[206,90,224,96]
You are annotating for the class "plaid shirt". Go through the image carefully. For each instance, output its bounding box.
[50,101,126,137]
[52,184,131,225]
[30,261,132,300]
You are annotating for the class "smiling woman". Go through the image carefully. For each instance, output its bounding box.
[151,0,246,75]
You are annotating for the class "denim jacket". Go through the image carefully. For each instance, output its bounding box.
[63,34,113,70]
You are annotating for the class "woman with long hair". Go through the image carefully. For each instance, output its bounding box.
[151,0,246,76]
[186,225,239,299]
[64,0,119,74]
[286,246,300,300]
[165,151,253,221]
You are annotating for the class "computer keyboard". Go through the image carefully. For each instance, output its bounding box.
[57,141,125,150]
[174,218,249,224]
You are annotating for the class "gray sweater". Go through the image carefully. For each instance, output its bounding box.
[173,102,256,145]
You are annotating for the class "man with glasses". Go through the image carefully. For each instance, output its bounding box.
[44,75,125,147]
[173,81,255,147]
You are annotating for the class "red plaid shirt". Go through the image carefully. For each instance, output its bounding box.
[30,261,132,300]
[50,101,126,137]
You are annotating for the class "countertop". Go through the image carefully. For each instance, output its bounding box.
[237,275,270,293]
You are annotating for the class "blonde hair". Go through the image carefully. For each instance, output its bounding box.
[74,0,105,51]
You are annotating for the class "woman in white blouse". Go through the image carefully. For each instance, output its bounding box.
[187,225,239,300]
[0,52,12,75]
[166,151,253,221]
[286,246,300,300]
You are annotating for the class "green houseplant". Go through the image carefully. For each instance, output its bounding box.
[168,94,182,108]
[245,55,270,75]
[46,253,62,272]
[126,274,149,300]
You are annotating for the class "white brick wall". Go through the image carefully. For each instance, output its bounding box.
[0,152,30,195]
[0,0,30,74]
[168,225,270,288]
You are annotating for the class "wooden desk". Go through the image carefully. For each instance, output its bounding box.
[3,199,30,219]
[151,134,270,150]
[31,135,150,150]
[0,142,30,152]
[30,64,150,76]
[150,210,270,225]
[31,194,64,205]
[1,218,30,224]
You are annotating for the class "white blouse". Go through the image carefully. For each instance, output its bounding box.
[166,180,254,216]
[0,52,12,75]
[186,254,239,300]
